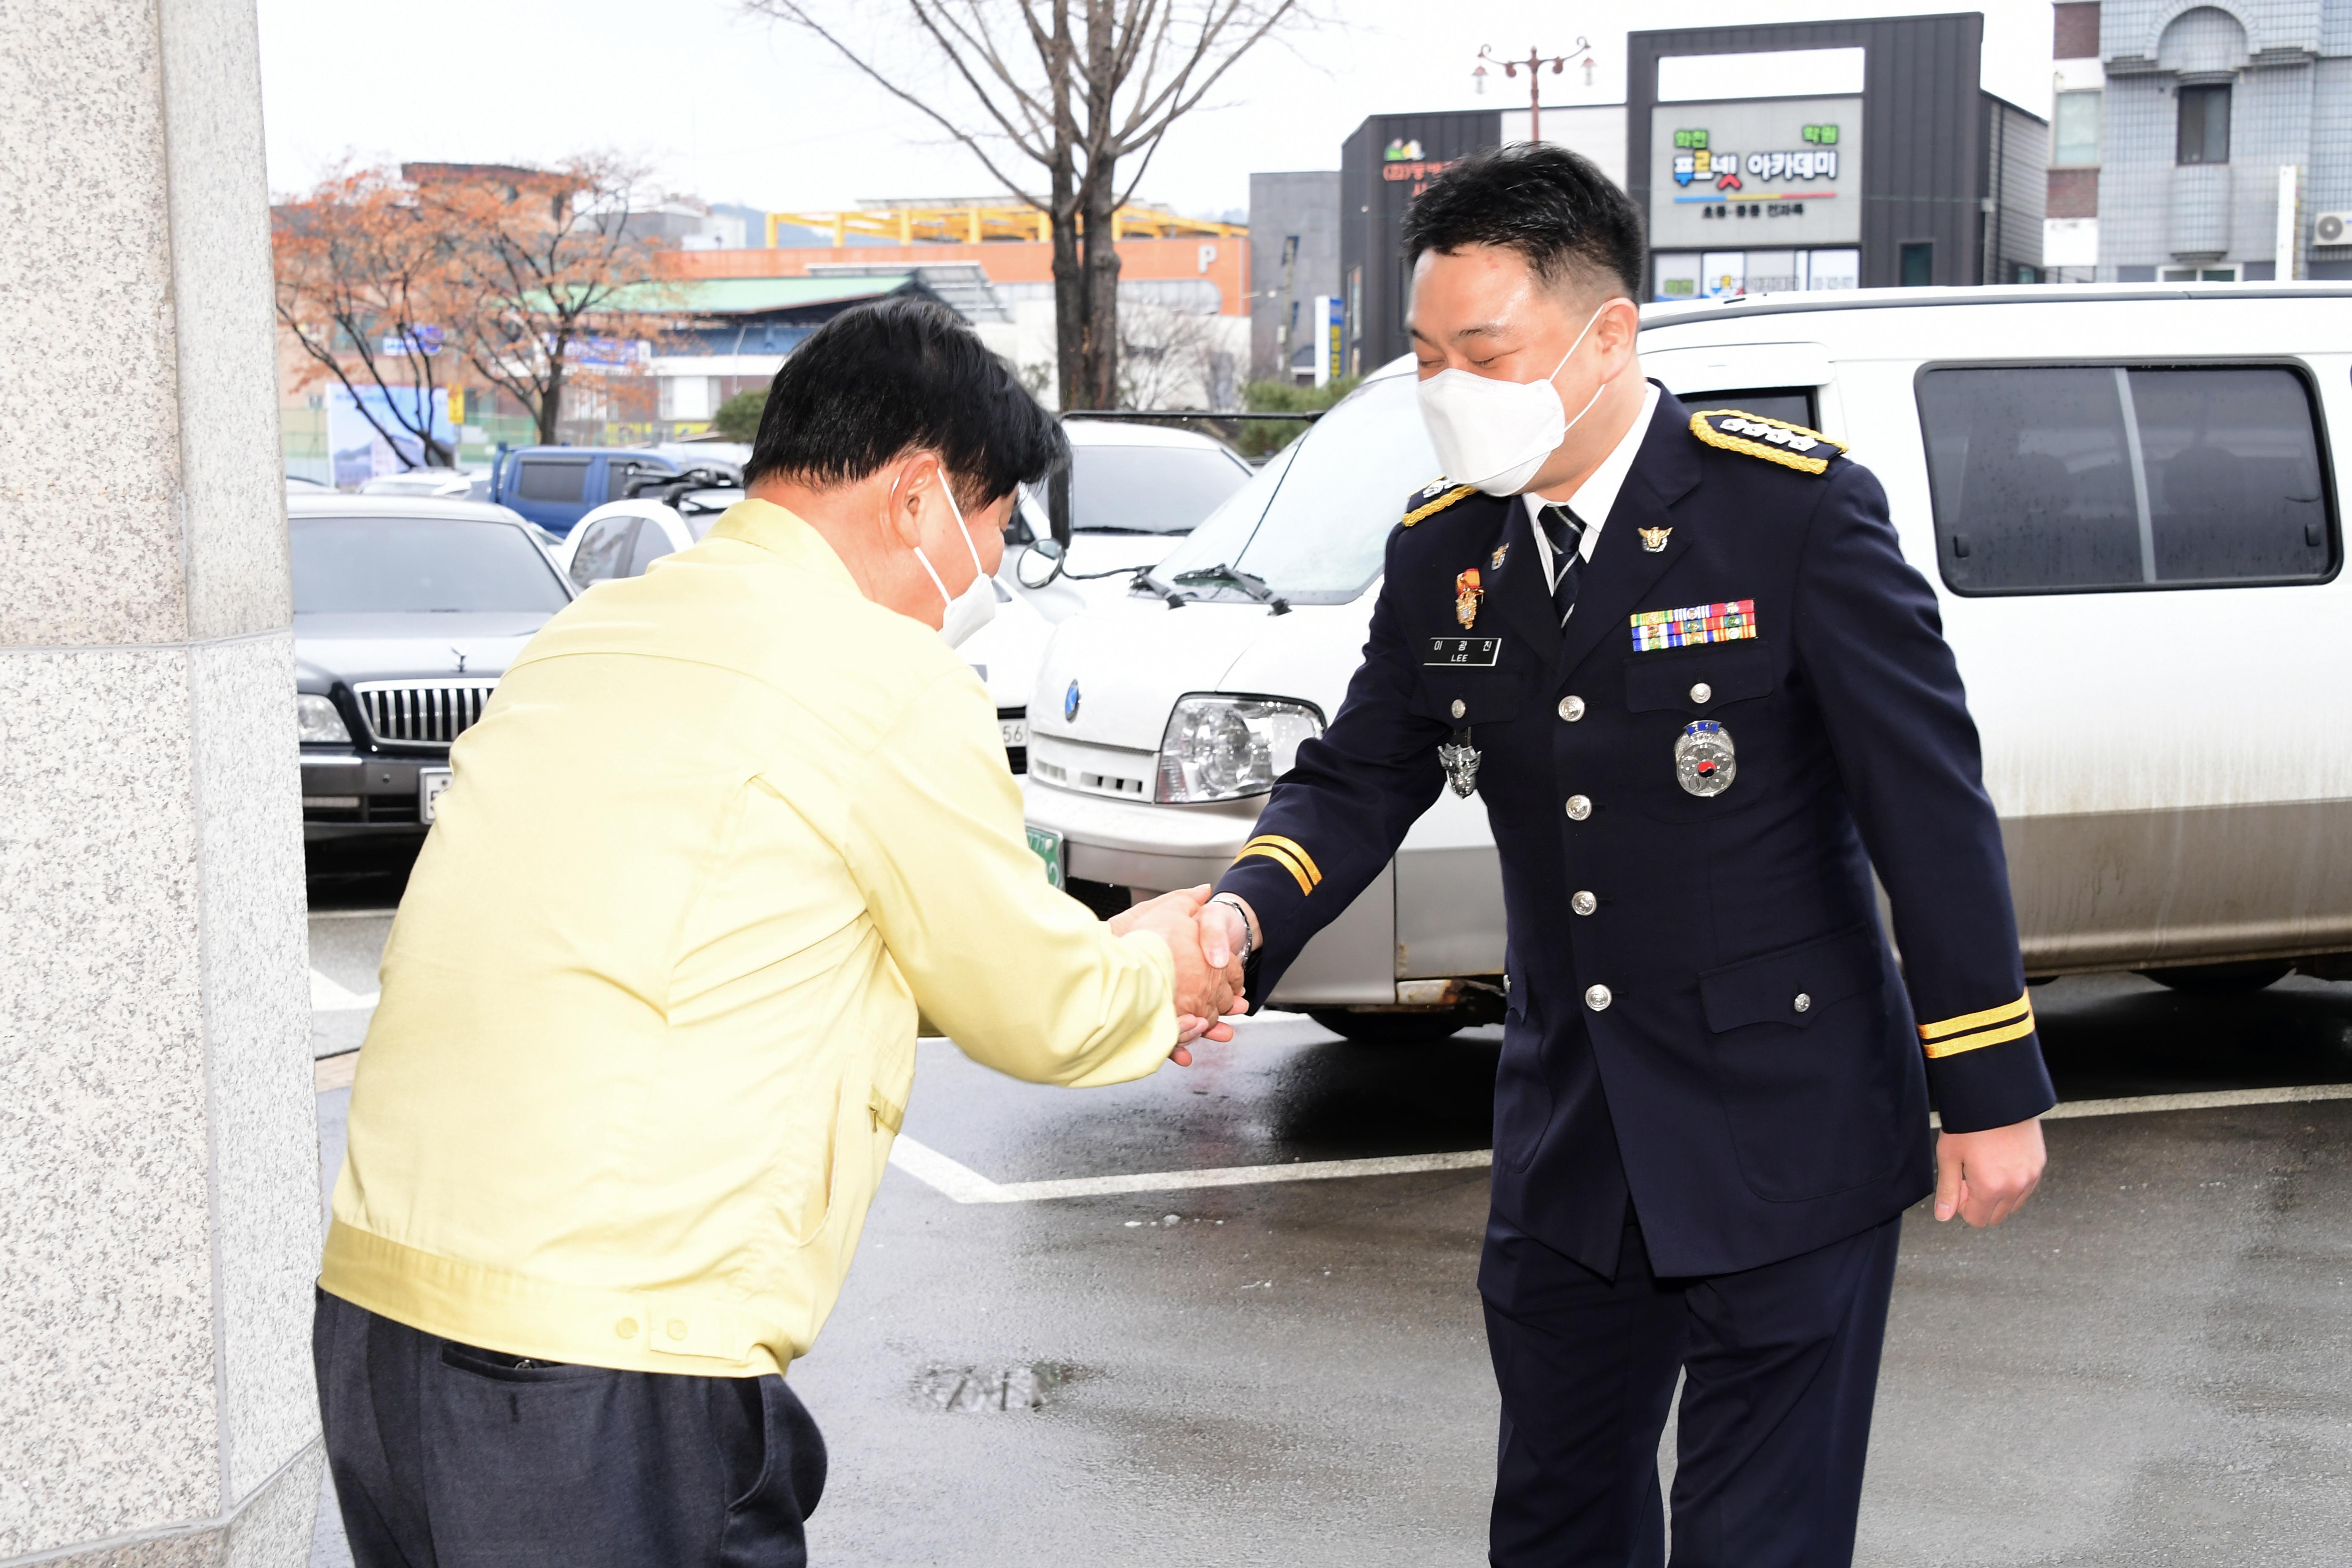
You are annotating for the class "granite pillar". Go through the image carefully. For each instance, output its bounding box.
[0,1,321,1562]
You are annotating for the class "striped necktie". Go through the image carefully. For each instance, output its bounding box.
[1536,504,1589,625]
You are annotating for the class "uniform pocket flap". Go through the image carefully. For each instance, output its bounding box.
[1698,923,1884,1033]
[868,1083,905,1136]
[1412,668,1524,726]
[1622,640,1773,713]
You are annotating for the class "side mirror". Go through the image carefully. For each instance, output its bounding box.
[1014,536,1064,589]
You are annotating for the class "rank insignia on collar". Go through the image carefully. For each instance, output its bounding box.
[1420,476,1453,498]
[1690,410,1847,476]
[1490,542,1509,571]
[1638,527,1671,553]
[1454,567,1484,629]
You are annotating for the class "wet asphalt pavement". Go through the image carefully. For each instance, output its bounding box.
[305,853,2352,1566]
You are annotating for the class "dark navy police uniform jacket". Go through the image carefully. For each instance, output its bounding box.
[1216,386,2056,1281]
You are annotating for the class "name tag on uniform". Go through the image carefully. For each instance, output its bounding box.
[1425,636,1500,667]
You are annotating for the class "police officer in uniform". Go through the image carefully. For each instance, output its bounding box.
[1198,147,2056,1566]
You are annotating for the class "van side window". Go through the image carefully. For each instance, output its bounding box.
[1692,387,1817,431]
[1918,365,2334,593]
[516,460,588,504]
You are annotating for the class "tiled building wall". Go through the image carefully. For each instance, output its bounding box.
[2314,54,2352,275]
[2098,1,2345,278]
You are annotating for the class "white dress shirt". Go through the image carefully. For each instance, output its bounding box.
[1525,379,1662,589]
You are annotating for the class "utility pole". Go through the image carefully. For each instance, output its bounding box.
[1474,40,1593,145]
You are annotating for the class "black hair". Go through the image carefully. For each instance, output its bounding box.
[1399,143,1646,302]
[743,295,1066,506]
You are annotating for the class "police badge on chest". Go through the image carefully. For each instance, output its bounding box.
[1675,720,1736,797]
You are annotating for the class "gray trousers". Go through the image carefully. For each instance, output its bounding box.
[314,1288,825,1568]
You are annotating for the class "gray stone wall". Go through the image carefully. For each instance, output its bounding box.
[2099,0,2348,278]
[0,1,321,1561]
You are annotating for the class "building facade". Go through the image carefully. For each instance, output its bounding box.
[2088,0,2352,281]
[1628,14,2046,301]
[1248,171,1341,381]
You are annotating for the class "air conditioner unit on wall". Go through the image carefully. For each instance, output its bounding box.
[2315,212,2352,246]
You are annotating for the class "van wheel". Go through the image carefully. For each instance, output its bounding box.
[1307,1008,1479,1047]
[2134,961,2293,995]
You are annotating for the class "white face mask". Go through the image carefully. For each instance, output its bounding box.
[908,476,997,648]
[1415,299,1624,496]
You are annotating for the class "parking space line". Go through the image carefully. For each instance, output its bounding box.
[888,1137,1491,1204]
[310,969,380,1011]
[2039,1081,2352,1121]
[889,1083,2352,1206]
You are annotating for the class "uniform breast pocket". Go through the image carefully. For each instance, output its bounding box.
[1412,657,1525,728]
[1617,640,1780,821]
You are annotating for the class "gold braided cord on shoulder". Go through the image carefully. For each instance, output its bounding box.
[1916,991,2036,1059]
[1402,484,1478,527]
[1688,410,1845,476]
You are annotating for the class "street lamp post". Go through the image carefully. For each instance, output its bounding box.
[1473,40,1594,145]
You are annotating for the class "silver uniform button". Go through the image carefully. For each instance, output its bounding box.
[1572,890,1597,916]
[1565,795,1592,821]
[1557,694,1586,722]
[1690,681,1712,704]
[1585,984,1613,1012]
[1450,697,1466,719]
[1794,993,1812,1013]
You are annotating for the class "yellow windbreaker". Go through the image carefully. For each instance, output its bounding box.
[321,500,1177,1376]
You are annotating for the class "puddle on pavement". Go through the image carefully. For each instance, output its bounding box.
[914,1362,1079,1412]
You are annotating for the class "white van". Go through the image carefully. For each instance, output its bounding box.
[1021,286,2352,1040]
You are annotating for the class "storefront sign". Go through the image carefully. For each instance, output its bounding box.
[1650,96,1862,249]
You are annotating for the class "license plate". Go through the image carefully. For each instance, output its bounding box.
[1025,825,1063,888]
[1000,716,1030,749]
[419,768,454,824]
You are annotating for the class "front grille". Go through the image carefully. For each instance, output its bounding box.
[352,679,500,748]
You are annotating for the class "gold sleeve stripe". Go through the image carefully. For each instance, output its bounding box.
[1922,1014,2039,1059]
[1235,843,1314,896]
[1917,991,2032,1041]
[1243,834,1322,886]
[1402,485,1478,527]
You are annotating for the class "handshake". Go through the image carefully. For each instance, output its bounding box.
[1107,885,1260,1064]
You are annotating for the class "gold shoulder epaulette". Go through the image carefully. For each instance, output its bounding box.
[1402,482,1478,527]
[1690,410,1847,476]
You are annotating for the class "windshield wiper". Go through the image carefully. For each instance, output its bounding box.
[1132,570,1192,607]
[1171,564,1290,615]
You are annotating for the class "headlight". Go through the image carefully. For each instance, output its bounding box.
[297,693,351,745]
[1154,695,1323,803]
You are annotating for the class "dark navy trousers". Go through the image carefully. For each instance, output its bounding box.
[1479,1209,1900,1568]
[314,1288,826,1568]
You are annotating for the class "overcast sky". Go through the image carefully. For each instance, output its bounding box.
[258,0,2055,220]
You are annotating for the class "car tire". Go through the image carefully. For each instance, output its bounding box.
[1306,1008,1480,1047]
[2134,960,2294,995]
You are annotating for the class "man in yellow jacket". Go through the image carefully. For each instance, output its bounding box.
[315,299,1240,1567]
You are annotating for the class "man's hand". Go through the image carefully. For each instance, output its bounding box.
[1933,1117,2045,1227]
[1108,885,1247,1062]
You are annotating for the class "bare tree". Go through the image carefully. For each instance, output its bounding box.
[1119,298,1232,411]
[272,165,461,468]
[424,157,672,446]
[745,1,1304,409]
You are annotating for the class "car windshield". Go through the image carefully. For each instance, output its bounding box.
[291,518,571,613]
[1068,442,1251,534]
[1150,373,1439,604]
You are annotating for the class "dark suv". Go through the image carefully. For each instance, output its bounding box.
[487,446,741,537]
